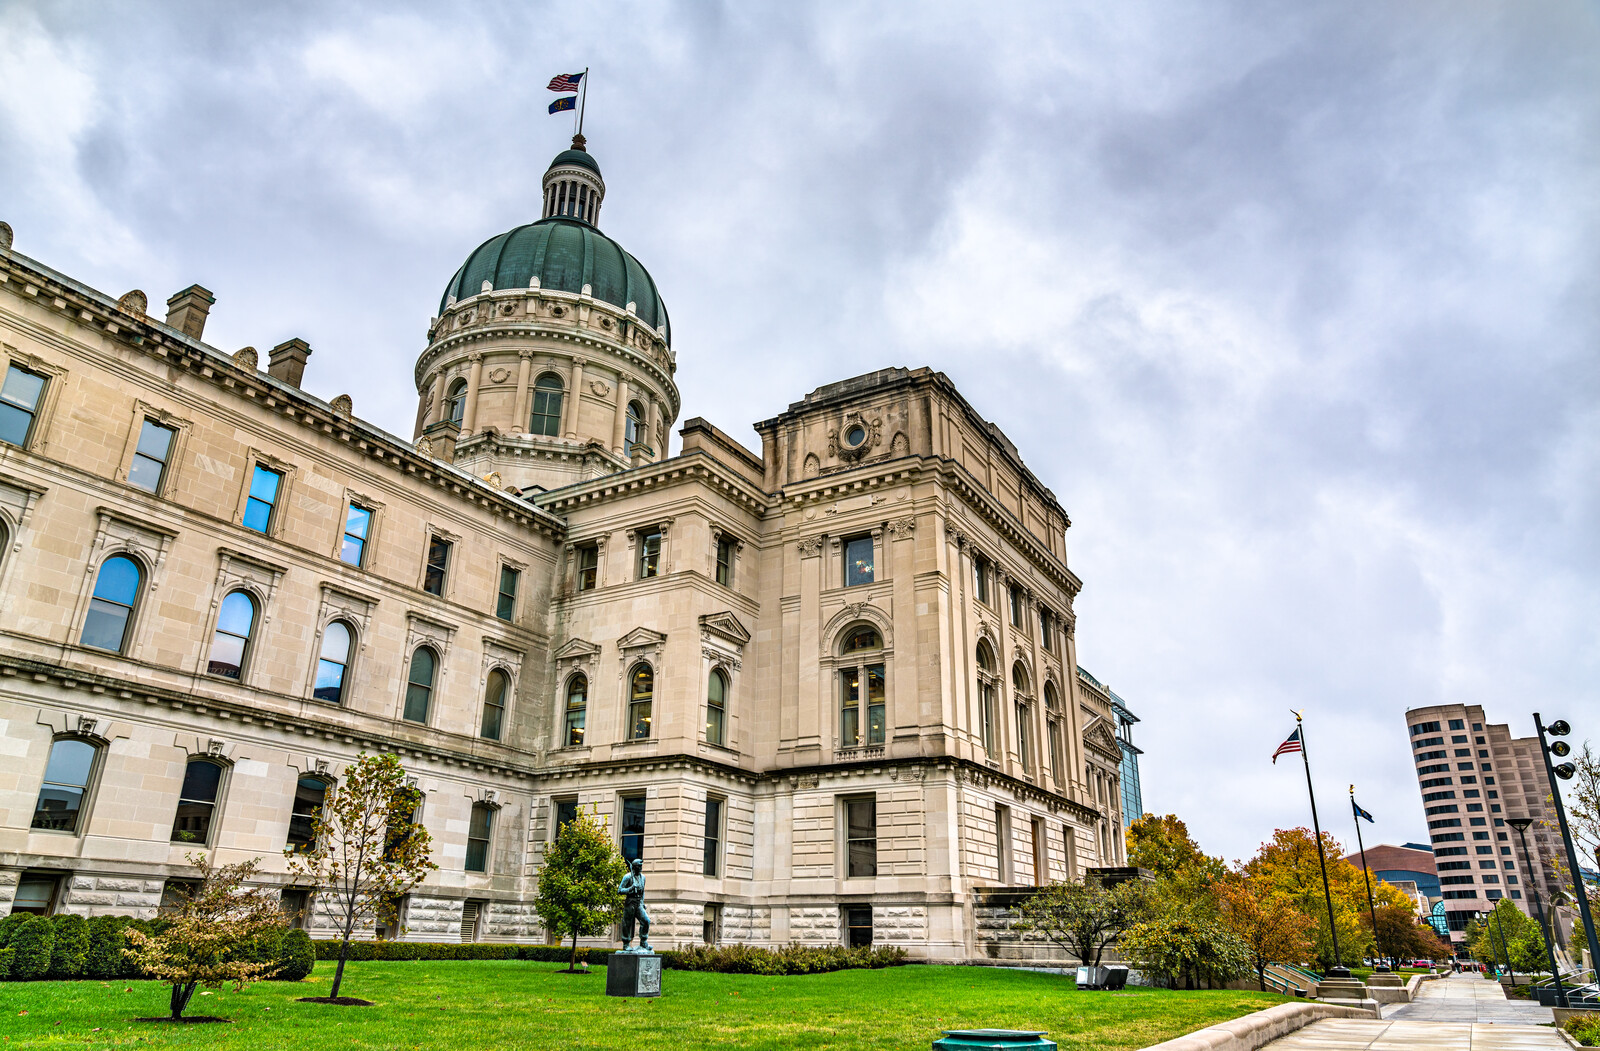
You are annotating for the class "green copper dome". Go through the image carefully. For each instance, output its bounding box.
[548,148,601,175]
[439,217,670,342]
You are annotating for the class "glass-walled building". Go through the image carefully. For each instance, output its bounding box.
[1110,691,1143,827]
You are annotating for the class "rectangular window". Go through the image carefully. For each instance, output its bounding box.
[279,888,309,929]
[127,419,176,493]
[620,796,646,863]
[715,535,734,586]
[242,465,282,533]
[845,906,873,948]
[553,798,579,841]
[1040,607,1054,651]
[703,904,722,945]
[973,553,990,604]
[1031,818,1047,886]
[844,535,874,586]
[496,565,519,620]
[845,796,876,878]
[423,536,451,595]
[995,804,1013,884]
[341,504,372,566]
[637,529,661,578]
[1448,719,1465,730]
[575,544,599,591]
[0,364,46,447]
[1009,585,1024,628]
[839,664,886,747]
[466,805,493,873]
[703,797,723,877]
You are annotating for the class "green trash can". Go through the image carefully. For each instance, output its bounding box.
[933,1030,1057,1051]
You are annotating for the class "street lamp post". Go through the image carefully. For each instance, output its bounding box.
[1533,714,1600,977]
[1509,816,1566,1008]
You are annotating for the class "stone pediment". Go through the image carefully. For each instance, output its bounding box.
[1084,718,1122,760]
[699,611,751,647]
[553,637,601,662]
[617,627,667,651]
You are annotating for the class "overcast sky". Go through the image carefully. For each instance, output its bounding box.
[3,1,1596,863]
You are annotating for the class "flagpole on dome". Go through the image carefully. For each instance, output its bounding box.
[577,67,590,142]
[1350,785,1388,972]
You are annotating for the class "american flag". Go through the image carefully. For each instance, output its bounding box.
[547,72,584,93]
[1272,727,1303,764]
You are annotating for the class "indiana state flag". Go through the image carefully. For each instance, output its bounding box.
[549,96,577,115]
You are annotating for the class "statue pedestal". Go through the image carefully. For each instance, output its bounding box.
[606,951,661,998]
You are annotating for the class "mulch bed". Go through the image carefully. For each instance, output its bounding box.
[295,996,376,1006]
[136,1017,232,1024]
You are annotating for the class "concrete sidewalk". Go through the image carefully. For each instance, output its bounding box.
[1261,975,1564,1050]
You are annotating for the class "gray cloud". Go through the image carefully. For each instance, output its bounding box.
[3,0,1596,861]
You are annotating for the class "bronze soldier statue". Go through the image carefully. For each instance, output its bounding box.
[618,858,651,951]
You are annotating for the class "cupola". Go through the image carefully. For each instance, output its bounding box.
[542,134,605,225]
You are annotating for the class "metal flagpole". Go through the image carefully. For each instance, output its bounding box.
[1350,787,1387,972]
[577,67,590,139]
[1350,787,1388,966]
[1297,713,1349,977]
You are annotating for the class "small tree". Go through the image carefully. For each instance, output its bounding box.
[1122,903,1252,989]
[1012,877,1147,970]
[283,752,436,1001]
[534,806,627,971]
[123,854,286,1020]
[1216,875,1315,991]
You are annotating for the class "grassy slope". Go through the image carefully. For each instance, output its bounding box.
[0,962,1289,1051]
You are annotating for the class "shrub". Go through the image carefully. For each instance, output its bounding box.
[663,943,909,975]
[47,915,90,978]
[9,916,55,980]
[85,916,130,979]
[1565,1014,1600,1048]
[0,913,28,949]
[276,929,315,981]
[0,947,12,979]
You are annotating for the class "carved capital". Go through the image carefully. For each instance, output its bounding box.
[796,536,824,558]
[887,516,916,540]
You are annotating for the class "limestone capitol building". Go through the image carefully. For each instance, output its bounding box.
[0,137,1134,960]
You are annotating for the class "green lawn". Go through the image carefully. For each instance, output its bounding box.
[0,962,1290,1050]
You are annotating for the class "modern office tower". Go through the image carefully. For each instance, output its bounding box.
[1404,704,1562,948]
[1109,690,1143,828]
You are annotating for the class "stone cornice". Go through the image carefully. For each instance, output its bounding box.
[0,249,566,543]
[534,448,773,517]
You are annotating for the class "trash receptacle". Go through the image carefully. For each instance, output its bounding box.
[933,1030,1058,1050]
[1103,966,1129,990]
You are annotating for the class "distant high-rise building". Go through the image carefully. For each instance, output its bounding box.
[1109,690,1143,828]
[1404,704,1562,947]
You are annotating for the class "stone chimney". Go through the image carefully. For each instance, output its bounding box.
[267,338,312,388]
[165,285,215,340]
[422,419,460,463]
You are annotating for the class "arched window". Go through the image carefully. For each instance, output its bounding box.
[628,664,653,740]
[82,555,141,653]
[976,641,998,758]
[286,776,328,852]
[706,669,728,746]
[466,803,494,872]
[564,674,587,746]
[207,590,257,679]
[404,647,436,723]
[839,625,886,749]
[171,758,224,844]
[313,620,353,704]
[446,379,467,425]
[529,373,564,436]
[1043,681,1059,710]
[31,738,99,833]
[1044,681,1063,783]
[1012,663,1033,771]
[842,626,882,654]
[480,669,508,741]
[624,400,644,455]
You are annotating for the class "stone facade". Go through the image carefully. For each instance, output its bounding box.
[0,144,1129,963]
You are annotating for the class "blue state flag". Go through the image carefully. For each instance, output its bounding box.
[549,96,576,115]
[1352,799,1375,823]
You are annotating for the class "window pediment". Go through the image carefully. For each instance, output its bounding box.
[617,626,666,651]
[699,611,750,647]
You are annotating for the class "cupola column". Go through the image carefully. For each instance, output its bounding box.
[427,375,445,428]
[647,395,663,459]
[611,376,631,455]
[513,351,532,433]
[565,358,586,438]
[462,354,483,435]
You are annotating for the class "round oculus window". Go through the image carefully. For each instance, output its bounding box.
[845,425,867,447]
